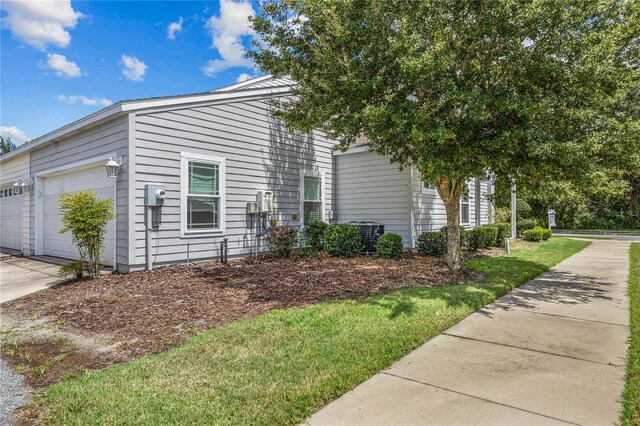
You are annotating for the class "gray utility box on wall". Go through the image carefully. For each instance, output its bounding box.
[145,184,166,207]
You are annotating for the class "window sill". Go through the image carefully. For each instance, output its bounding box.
[181,229,226,238]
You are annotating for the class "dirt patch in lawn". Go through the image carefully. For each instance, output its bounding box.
[1,336,111,389]
[2,251,489,367]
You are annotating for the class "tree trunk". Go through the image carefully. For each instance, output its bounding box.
[435,176,465,270]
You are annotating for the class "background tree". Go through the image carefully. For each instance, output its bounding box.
[249,0,632,269]
[59,191,115,279]
[1,136,17,155]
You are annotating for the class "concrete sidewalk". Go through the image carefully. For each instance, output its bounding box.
[308,240,630,426]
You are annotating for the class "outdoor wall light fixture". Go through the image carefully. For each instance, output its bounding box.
[12,178,33,191]
[105,156,123,178]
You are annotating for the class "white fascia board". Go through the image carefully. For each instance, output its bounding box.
[0,103,126,162]
[212,74,274,92]
[332,145,370,156]
[122,85,292,112]
[1,85,293,163]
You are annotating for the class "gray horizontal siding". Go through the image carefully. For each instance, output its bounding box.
[28,116,129,267]
[411,170,493,245]
[131,97,337,267]
[335,152,411,246]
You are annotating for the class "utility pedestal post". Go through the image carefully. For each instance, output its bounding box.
[511,180,517,239]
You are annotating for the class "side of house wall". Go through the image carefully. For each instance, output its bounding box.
[130,96,337,268]
[334,151,412,246]
[410,170,492,245]
[28,116,129,267]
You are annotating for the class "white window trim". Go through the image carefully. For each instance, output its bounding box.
[300,169,326,226]
[180,152,226,237]
[421,181,437,195]
[460,181,471,226]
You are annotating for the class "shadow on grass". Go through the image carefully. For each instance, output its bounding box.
[357,255,611,320]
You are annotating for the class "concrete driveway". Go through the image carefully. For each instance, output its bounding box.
[0,257,66,304]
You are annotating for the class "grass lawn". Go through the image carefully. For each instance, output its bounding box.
[33,238,588,425]
[622,242,640,425]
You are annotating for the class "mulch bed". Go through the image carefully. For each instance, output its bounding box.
[3,251,491,360]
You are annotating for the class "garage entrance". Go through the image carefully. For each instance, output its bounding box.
[38,165,115,265]
[0,187,23,250]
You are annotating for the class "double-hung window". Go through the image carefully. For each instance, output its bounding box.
[181,153,225,235]
[301,171,324,225]
[460,181,470,225]
[422,181,436,194]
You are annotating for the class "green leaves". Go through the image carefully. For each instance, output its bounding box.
[58,191,114,278]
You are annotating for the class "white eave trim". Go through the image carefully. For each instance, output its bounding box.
[1,85,293,163]
[332,145,370,156]
[212,74,274,92]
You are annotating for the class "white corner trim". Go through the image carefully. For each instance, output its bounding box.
[180,152,227,238]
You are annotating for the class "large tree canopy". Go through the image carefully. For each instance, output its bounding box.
[249,0,636,268]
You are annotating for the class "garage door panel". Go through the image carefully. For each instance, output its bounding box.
[0,194,22,250]
[42,166,115,265]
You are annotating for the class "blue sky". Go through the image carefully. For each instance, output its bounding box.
[1,0,263,146]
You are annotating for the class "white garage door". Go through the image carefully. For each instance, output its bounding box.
[42,166,115,265]
[0,188,23,250]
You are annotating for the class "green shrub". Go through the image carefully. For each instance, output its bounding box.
[375,233,404,259]
[522,226,552,242]
[303,220,329,250]
[294,246,315,259]
[494,222,511,246]
[417,231,446,256]
[265,226,298,258]
[59,191,115,279]
[59,260,85,280]
[323,224,364,258]
[468,225,499,250]
[440,226,468,248]
[517,218,538,236]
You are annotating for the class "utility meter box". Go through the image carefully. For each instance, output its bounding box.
[145,184,166,207]
[246,201,258,215]
[256,191,273,213]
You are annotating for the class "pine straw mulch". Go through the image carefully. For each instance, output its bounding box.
[2,250,495,360]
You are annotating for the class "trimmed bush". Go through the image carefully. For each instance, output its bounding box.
[494,222,511,247]
[417,231,446,256]
[375,233,404,259]
[517,218,538,236]
[440,226,468,248]
[323,224,364,258]
[59,260,85,280]
[468,225,499,250]
[265,226,298,258]
[303,220,329,250]
[523,226,553,242]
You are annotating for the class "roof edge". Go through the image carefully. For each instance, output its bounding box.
[1,84,293,163]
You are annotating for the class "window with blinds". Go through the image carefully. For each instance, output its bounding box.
[187,161,220,230]
[460,181,470,225]
[303,174,322,225]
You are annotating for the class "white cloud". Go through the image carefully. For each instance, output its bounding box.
[57,95,112,107]
[236,73,251,83]
[0,0,83,50]
[121,55,147,82]
[202,0,255,76]
[167,17,183,40]
[0,126,30,144]
[45,53,81,78]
